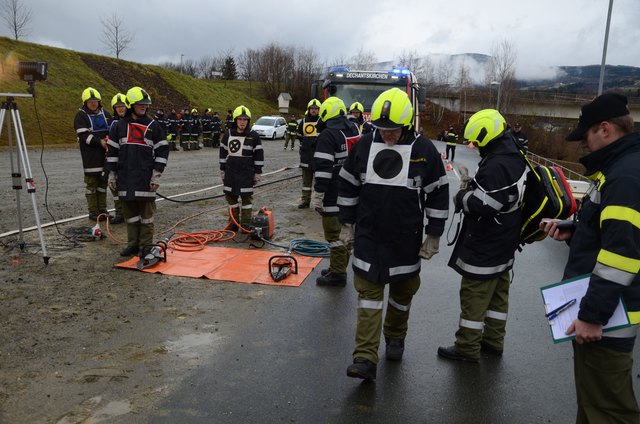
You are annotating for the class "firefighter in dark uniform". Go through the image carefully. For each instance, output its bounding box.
[74,87,113,221]
[348,101,373,135]
[224,110,234,132]
[284,113,298,150]
[511,122,529,152]
[445,124,458,161]
[437,109,527,363]
[103,93,128,224]
[105,87,169,257]
[180,109,191,151]
[541,93,640,423]
[201,108,213,147]
[297,99,321,208]
[167,109,179,151]
[311,97,361,287]
[340,88,449,380]
[190,108,202,150]
[211,111,222,147]
[219,105,264,230]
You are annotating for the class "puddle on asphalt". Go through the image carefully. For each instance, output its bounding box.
[165,332,222,359]
[88,400,131,422]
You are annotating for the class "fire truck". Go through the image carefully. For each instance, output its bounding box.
[310,66,426,132]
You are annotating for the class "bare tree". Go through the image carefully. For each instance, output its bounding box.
[101,13,134,59]
[349,48,377,69]
[486,38,518,112]
[1,0,32,40]
[397,49,424,76]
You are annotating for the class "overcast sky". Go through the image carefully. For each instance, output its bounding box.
[16,0,640,80]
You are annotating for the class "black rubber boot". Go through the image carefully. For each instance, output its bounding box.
[480,341,504,357]
[110,215,124,225]
[120,245,140,257]
[437,345,479,363]
[316,271,346,287]
[320,268,330,276]
[346,358,377,381]
[385,337,405,361]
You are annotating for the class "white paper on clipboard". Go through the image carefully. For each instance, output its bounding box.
[540,274,630,343]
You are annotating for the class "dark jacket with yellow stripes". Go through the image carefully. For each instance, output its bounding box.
[105,113,168,202]
[564,132,640,351]
[298,115,321,169]
[312,116,360,216]
[448,134,527,280]
[74,106,112,176]
[339,130,449,284]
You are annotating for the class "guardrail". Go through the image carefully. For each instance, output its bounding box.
[526,151,591,200]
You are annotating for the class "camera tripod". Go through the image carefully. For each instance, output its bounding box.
[0,93,49,264]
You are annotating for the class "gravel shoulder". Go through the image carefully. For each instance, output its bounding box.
[0,139,324,422]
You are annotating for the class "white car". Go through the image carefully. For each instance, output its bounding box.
[252,116,287,140]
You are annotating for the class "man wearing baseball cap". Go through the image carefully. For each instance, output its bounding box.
[541,92,640,423]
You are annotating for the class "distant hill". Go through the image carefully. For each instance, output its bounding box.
[0,37,280,145]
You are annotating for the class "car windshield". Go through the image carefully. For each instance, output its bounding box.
[255,117,276,126]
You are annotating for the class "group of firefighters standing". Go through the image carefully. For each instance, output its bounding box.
[75,82,640,423]
[155,108,233,151]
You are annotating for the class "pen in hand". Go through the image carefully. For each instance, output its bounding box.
[546,298,577,321]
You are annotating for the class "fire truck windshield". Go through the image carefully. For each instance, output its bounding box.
[328,83,404,112]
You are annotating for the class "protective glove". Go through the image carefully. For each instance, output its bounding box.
[419,235,440,260]
[458,165,472,190]
[108,172,117,192]
[454,189,468,213]
[220,170,225,180]
[310,190,325,213]
[253,173,261,184]
[150,170,161,192]
[339,223,355,250]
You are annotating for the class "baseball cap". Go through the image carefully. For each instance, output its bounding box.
[565,93,630,141]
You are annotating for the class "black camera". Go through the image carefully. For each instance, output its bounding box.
[17,61,48,82]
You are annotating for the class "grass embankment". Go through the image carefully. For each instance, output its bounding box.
[0,36,278,146]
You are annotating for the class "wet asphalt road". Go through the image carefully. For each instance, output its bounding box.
[141,143,640,423]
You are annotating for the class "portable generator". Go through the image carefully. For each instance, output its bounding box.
[251,207,274,240]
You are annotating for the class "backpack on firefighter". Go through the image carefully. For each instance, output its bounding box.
[518,151,577,244]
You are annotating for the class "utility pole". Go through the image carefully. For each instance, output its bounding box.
[180,53,184,73]
[598,0,614,95]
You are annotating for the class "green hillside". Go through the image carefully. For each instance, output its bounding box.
[0,36,279,146]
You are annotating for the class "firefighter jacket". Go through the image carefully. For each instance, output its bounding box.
[286,118,298,135]
[191,115,201,136]
[563,132,640,351]
[74,106,112,176]
[225,115,233,131]
[201,115,213,134]
[105,113,169,202]
[167,113,178,135]
[348,115,373,135]
[183,115,192,136]
[220,127,263,197]
[511,129,529,152]
[312,116,360,216]
[298,115,321,169]
[446,129,458,146]
[448,134,527,280]
[339,130,449,284]
[212,116,222,133]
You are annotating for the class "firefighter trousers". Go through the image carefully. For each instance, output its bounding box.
[300,168,313,204]
[454,271,510,358]
[122,200,156,250]
[225,194,252,228]
[353,273,421,364]
[573,340,640,423]
[322,215,348,274]
[84,174,107,215]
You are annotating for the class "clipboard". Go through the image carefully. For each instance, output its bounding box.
[540,273,631,343]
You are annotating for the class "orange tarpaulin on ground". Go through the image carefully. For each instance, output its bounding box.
[116,245,323,287]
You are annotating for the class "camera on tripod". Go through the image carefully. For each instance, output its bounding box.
[17,61,48,82]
